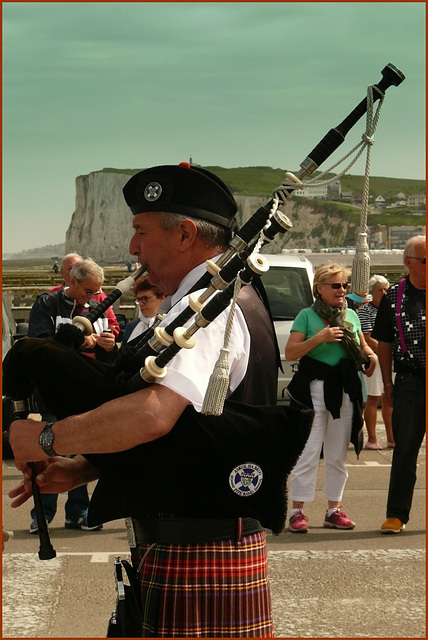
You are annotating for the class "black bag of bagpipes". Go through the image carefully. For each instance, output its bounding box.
[107,557,141,637]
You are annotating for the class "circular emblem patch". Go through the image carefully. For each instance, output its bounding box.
[144,182,162,202]
[229,463,263,497]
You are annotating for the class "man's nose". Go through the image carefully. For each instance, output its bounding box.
[129,235,139,256]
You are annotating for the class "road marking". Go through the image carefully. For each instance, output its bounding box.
[348,461,392,467]
[2,554,64,638]
[2,551,129,561]
[3,547,425,563]
[90,551,128,563]
[269,548,425,560]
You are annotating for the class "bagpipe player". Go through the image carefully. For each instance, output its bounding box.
[8,162,280,638]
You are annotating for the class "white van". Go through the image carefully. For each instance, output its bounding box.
[260,253,314,402]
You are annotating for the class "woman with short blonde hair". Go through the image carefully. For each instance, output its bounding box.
[285,262,377,532]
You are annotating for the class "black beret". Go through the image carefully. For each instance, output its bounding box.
[123,163,238,229]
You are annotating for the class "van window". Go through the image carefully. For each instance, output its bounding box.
[263,267,313,320]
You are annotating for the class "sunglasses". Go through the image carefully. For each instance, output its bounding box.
[323,282,349,290]
[135,295,154,304]
[408,257,426,265]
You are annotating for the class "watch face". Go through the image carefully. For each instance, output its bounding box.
[40,425,54,453]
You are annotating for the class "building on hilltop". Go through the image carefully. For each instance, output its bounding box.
[293,180,341,200]
[407,194,426,207]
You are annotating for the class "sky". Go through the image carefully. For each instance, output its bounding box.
[2,1,426,254]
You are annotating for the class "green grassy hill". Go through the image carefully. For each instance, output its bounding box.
[101,166,425,199]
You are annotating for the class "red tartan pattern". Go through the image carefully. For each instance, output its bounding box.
[131,531,273,637]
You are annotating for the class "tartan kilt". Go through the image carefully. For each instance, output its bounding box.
[130,531,273,637]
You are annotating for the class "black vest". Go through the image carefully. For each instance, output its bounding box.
[86,283,279,525]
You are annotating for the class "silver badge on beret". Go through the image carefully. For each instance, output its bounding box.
[144,182,162,202]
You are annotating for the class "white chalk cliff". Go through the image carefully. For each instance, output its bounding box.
[65,170,354,262]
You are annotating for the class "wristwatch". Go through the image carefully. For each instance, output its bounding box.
[38,423,58,457]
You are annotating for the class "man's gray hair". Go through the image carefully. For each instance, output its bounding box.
[403,235,426,261]
[61,252,82,268]
[157,211,232,251]
[368,274,389,292]
[69,258,104,284]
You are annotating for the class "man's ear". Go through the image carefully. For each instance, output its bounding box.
[177,219,198,251]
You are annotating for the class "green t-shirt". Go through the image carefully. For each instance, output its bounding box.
[291,306,362,366]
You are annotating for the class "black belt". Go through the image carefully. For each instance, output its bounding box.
[131,517,263,545]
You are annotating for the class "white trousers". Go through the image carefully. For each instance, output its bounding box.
[289,379,353,503]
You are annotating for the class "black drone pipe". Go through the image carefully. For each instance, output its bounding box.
[300,63,405,174]
[12,405,56,560]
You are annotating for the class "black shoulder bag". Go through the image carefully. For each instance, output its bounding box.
[106,556,141,638]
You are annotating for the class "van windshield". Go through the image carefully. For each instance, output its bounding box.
[262,267,313,320]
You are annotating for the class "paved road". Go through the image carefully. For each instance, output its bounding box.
[2,422,425,638]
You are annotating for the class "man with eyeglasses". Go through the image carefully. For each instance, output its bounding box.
[50,252,120,338]
[25,258,116,534]
[28,258,116,362]
[372,235,426,534]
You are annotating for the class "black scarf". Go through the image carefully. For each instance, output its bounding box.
[312,296,369,372]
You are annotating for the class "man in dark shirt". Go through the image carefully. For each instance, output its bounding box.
[372,235,426,533]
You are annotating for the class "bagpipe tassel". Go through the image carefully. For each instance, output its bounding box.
[202,272,242,416]
[201,348,230,415]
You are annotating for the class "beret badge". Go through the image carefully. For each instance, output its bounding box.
[144,182,162,202]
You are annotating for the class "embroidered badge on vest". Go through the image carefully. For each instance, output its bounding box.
[229,463,263,497]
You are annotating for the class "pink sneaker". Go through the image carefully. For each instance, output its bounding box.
[289,509,309,533]
[323,508,355,529]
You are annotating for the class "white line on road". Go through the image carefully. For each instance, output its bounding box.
[268,548,425,560]
[2,550,129,561]
[348,461,392,467]
[2,554,64,638]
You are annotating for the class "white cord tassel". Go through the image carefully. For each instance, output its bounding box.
[201,348,231,415]
[352,231,371,294]
[202,275,241,415]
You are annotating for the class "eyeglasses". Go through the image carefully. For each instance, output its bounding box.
[407,257,426,265]
[79,282,101,296]
[323,282,349,290]
[135,295,154,304]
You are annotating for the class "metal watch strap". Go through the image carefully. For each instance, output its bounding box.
[38,422,59,457]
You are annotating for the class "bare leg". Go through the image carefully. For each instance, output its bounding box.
[327,500,340,509]
[364,395,381,444]
[381,393,395,445]
[292,501,304,509]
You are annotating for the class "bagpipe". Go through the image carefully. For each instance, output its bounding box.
[3,64,405,555]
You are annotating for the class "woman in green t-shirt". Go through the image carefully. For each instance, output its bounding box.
[285,263,377,533]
